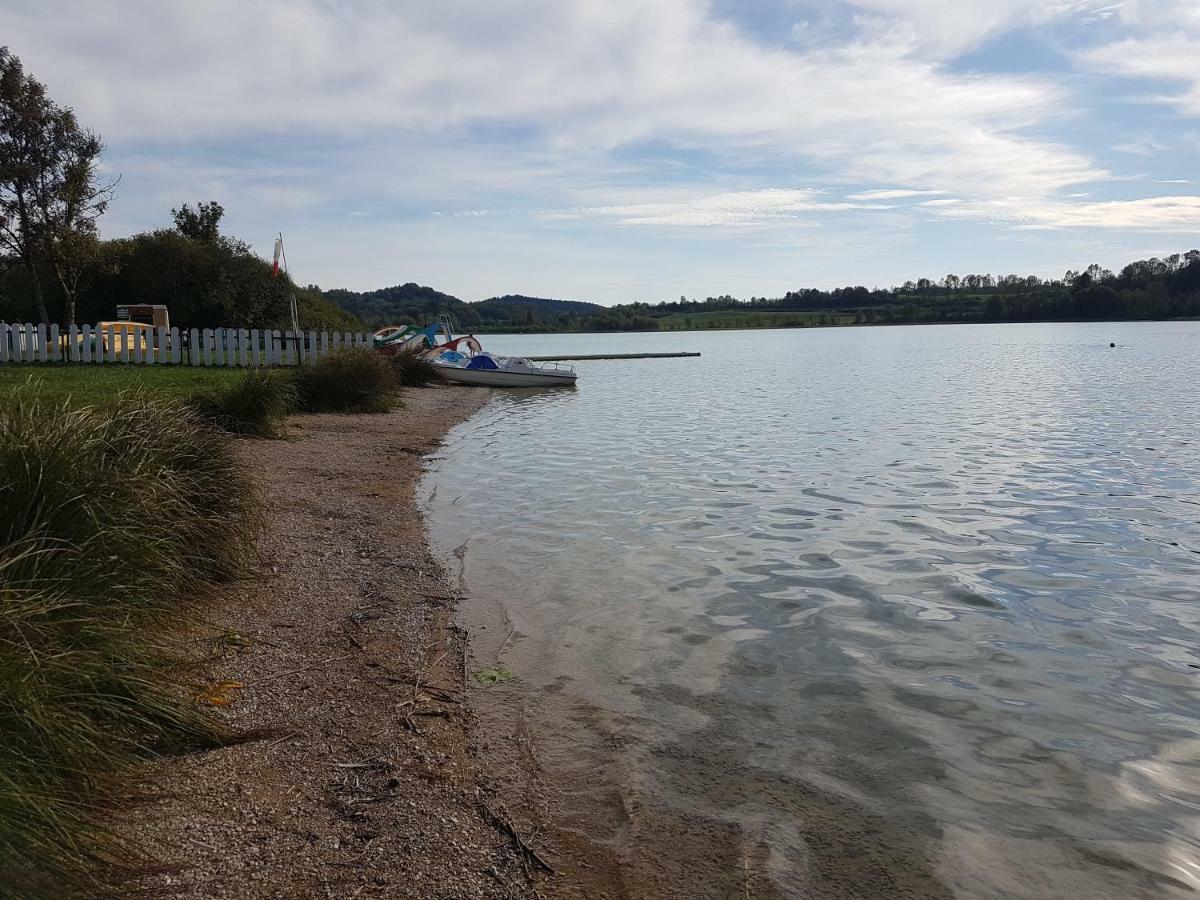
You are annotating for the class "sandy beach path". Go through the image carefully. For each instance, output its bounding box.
[109,386,544,899]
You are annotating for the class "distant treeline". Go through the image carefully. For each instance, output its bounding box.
[324,250,1200,333]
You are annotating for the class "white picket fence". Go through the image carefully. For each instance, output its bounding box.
[0,323,372,367]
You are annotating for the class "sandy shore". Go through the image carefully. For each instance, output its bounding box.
[109,386,548,899]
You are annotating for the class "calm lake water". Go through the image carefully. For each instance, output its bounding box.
[423,323,1200,898]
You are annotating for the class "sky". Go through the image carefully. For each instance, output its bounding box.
[2,0,1199,303]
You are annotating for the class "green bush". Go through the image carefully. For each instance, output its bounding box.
[0,387,258,899]
[188,368,296,437]
[390,348,438,387]
[293,347,398,413]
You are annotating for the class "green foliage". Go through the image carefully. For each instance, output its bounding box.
[634,252,1200,328]
[474,668,515,686]
[294,285,362,331]
[0,227,364,331]
[656,310,856,330]
[325,284,604,333]
[293,347,398,413]
[81,229,284,328]
[0,204,362,331]
[0,47,351,331]
[187,369,296,437]
[321,249,1200,333]
[0,46,115,325]
[471,294,604,331]
[326,282,470,330]
[389,348,438,387]
[0,387,258,898]
[171,200,224,243]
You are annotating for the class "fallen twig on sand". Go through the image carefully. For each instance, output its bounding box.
[255,654,353,684]
[478,801,555,875]
[267,728,303,747]
[383,677,461,703]
[341,624,366,651]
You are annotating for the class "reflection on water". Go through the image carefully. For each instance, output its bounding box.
[424,323,1200,898]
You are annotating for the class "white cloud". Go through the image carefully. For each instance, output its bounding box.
[934,195,1200,230]
[0,0,1104,204]
[1113,138,1167,156]
[1084,37,1200,115]
[846,189,949,200]
[545,189,886,226]
[1110,0,1200,30]
[2,0,1196,297]
[846,0,1125,55]
[1080,2,1200,116]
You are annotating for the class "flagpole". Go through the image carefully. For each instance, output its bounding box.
[276,232,301,335]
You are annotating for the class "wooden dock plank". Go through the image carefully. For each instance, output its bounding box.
[523,352,701,361]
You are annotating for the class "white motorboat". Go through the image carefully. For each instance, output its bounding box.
[432,350,577,387]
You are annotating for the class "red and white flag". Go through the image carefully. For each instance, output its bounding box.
[272,237,283,276]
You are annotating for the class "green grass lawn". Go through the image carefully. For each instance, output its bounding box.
[0,364,245,403]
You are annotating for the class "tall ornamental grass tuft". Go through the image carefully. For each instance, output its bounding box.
[0,387,259,899]
[188,368,297,437]
[293,347,398,413]
[389,348,439,387]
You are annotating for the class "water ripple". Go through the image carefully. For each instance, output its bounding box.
[425,323,1200,898]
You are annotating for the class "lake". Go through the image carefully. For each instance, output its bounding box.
[422,322,1200,898]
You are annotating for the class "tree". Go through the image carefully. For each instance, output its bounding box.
[0,47,115,324]
[172,200,225,243]
[1073,284,1121,318]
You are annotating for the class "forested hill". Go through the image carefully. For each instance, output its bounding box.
[324,283,463,329]
[325,284,602,332]
[475,295,603,321]
[325,250,1200,333]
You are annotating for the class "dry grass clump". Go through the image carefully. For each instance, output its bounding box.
[188,368,297,437]
[0,387,258,899]
[293,347,399,413]
[389,348,439,387]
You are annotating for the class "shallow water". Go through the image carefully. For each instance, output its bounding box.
[424,322,1200,898]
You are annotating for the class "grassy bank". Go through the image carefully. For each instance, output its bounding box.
[0,387,258,899]
[1,347,413,414]
[1,346,411,433]
[0,350,405,897]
